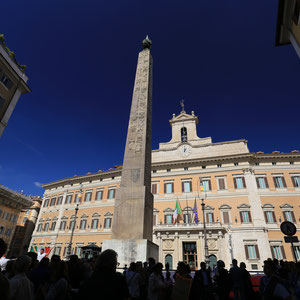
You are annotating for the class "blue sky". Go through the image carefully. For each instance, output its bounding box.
[0,0,299,196]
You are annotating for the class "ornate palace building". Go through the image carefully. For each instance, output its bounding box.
[30,108,300,271]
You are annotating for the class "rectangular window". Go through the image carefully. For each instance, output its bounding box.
[273,176,286,188]
[234,177,246,189]
[164,182,174,194]
[294,246,300,260]
[80,220,86,230]
[182,181,192,193]
[60,221,66,230]
[84,192,92,202]
[91,219,98,229]
[272,246,283,259]
[153,214,157,226]
[222,211,230,224]
[50,198,56,206]
[184,213,191,224]
[165,215,173,225]
[50,222,56,231]
[5,213,10,220]
[0,226,4,234]
[291,176,300,188]
[0,74,13,89]
[95,190,103,201]
[217,178,226,190]
[104,218,112,228]
[57,196,63,205]
[151,183,158,194]
[256,177,269,189]
[65,195,72,204]
[108,189,115,199]
[206,212,214,223]
[245,245,259,259]
[69,220,75,230]
[74,194,81,203]
[55,246,61,256]
[202,179,211,192]
[44,223,49,232]
[37,224,43,232]
[264,211,276,223]
[43,199,49,207]
[284,211,296,223]
[240,211,251,223]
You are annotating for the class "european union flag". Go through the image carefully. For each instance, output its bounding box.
[193,198,199,223]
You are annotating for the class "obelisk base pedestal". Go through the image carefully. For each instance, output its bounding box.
[102,239,158,267]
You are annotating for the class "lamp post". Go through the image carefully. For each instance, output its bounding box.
[67,189,82,259]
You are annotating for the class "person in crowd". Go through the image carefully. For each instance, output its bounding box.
[174,262,192,280]
[189,262,213,300]
[230,259,243,300]
[9,255,35,300]
[239,262,255,300]
[148,262,165,300]
[164,271,173,300]
[147,257,156,275]
[260,260,291,300]
[136,261,148,300]
[67,255,82,290]
[78,249,129,300]
[213,260,231,300]
[126,262,142,300]
[30,256,50,292]
[43,260,68,300]
[0,238,9,300]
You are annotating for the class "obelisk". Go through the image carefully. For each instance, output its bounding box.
[102,36,158,265]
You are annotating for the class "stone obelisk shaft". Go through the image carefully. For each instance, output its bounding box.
[112,47,153,241]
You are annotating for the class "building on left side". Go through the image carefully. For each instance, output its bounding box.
[0,34,31,137]
[0,184,39,256]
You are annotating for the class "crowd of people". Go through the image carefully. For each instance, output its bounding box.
[1,237,300,300]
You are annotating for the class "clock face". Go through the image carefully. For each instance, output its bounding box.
[178,145,192,157]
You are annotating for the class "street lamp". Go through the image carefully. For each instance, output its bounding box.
[198,180,210,266]
[67,189,82,259]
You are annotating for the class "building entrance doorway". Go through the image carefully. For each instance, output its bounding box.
[183,242,198,270]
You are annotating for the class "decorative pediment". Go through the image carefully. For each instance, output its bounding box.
[153,208,159,213]
[104,212,113,216]
[81,214,88,218]
[219,204,231,210]
[170,112,198,124]
[237,203,251,209]
[53,216,58,221]
[46,217,51,221]
[183,206,193,212]
[61,216,68,220]
[262,204,274,209]
[92,213,100,217]
[204,205,214,211]
[39,218,44,222]
[163,207,174,213]
[280,203,293,209]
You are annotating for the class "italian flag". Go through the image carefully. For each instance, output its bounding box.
[173,198,182,224]
[30,246,51,255]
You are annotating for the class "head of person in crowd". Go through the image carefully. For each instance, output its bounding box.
[40,248,44,255]
[136,261,143,270]
[0,238,7,257]
[177,262,186,275]
[49,260,68,282]
[40,257,50,268]
[273,258,279,266]
[200,262,207,270]
[15,255,32,274]
[217,260,225,270]
[232,259,238,267]
[5,260,15,278]
[69,255,79,264]
[240,262,246,269]
[143,261,148,268]
[26,251,38,269]
[153,262,163,275]
[51,255,61,263]
[95,249,118,272]
[263,260,276,276]
[129,262,136,272]
[185,263,191,274]
[148,257,155,268]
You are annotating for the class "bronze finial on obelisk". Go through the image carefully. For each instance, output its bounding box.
[102,36,158,266]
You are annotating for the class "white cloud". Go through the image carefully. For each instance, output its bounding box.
[34,182,42,188]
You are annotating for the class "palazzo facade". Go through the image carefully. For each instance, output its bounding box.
[30,109,300,271]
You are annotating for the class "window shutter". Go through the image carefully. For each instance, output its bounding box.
[270,246,275,259]
[273,177,277,188]
[248,211,252,223]
[189,181,192,192]
[171,183,174,193]
[264,211,268,223]
[272,211,277,223]
[255,245,260,259]
[182,182,184,193]
[282,177,287,188]
[233,178,237,189]
[112,189,115,198]
[242,177,246,188]
[206,213,209,223]
[291,211,296,223]
[240,211,243,223]
[153,215,156,226]
[219,178,225,190]
[212,213,214,223]
[164,183,166,193]
[208,180,212,191]
[256,177,260,188]
[223,211,229,224]
[291,177,296,187]
[265,177,269,188]
[164,215,167,224]
[281,246,286,259]
[244,245,249,259]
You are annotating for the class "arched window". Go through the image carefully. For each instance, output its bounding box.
[165,254,173,270]
[181,127,187,142]
[50,221,56,231]
[209,254,217,270]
